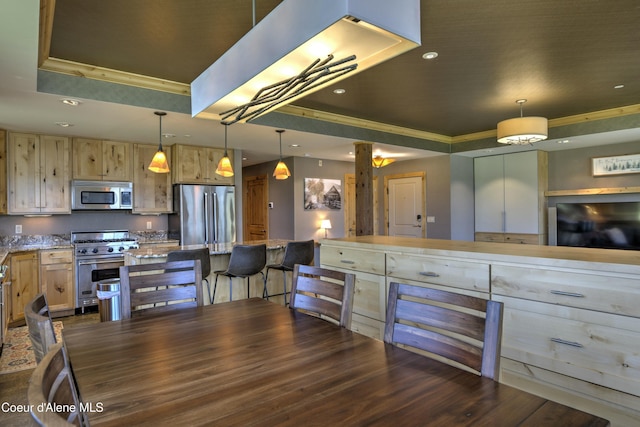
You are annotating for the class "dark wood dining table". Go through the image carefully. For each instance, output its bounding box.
[63,298,610,426]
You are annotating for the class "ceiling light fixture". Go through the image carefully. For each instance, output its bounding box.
[148,111,170,173]
[372,155,395,168]
[273,130,291,180]
[191,0,421,124]
[497,99,548,145]
[55,122,72,127]
[333,88,346,94]
[215,123,234,177]
[422,51,438,60]
[61,98,80,106]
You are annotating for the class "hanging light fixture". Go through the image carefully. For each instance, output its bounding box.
[273,130,291,180]
[215,122,234,177]
[148,111,170,173]
[497,99,548,145]
[191,0,421,123]
[372,155,395,168]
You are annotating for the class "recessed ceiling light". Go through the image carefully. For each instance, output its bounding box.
[61,98,80,106]
[289,144,301,148]
[422,51,438,60]
[557,139,570,144]
[333,88,346,94]
[614,84,625,89]
[55,122,72,127]
[162,133,176,138]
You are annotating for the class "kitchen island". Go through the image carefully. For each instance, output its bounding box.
[319,236,640,427]
[124,239,292,305]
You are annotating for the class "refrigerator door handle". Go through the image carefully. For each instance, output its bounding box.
[204,192,210,243]
[212,196,218,243]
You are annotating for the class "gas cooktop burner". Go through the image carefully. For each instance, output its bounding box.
[71,230,139,256]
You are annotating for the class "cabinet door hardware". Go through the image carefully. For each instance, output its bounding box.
[550,338,584,348]
[419,271,440,277]
[550,290,585,298]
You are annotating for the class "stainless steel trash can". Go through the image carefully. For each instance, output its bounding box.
[97,279,121,322]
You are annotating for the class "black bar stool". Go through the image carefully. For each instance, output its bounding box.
[264,240,314,305]
[167,247,212,303]
[213,244,266,301]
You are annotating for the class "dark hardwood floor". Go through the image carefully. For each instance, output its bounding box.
[0,311,99,426]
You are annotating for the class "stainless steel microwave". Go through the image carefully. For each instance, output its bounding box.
[71,181,133,210]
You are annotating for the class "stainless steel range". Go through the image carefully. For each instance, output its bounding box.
[72,230,139,311]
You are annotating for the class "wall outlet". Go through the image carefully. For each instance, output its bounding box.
[426,216,436,223]
[15,224,22,234]
[146,221,152,230]
[268,202,274,209]
[318,160,323,167]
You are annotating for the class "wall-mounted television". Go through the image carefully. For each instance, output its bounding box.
[556,202,640,250]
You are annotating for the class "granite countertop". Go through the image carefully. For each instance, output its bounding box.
[126,239,292,259]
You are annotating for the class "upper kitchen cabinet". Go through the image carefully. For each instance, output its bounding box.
[132,143,173,214]
[8,133,71,214]
[474,151,548,244]
[72,138,132,181]
[0,129,7,214]
[172,144,234,185]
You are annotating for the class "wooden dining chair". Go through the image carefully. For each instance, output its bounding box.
[28,342,87,426]
[25,293,57,364]
[384,281,504,379]
[119,259,203,319]
[290,264,356,327]
[167,247,212,303]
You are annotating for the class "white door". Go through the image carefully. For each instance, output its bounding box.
[388,176,424,237]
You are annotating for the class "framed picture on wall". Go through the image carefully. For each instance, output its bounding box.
[592,153,640,176]
[304,178,342,210]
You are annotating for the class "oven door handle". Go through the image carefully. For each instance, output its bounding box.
[77,260,124,266]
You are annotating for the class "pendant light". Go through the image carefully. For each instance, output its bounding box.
[372,155,395,168]
[497,99,548,145]
[215,122,234,177]
[148,111,170,173]
[273,130,291,180]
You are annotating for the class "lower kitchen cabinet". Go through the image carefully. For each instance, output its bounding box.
[40,249,75,317]
[8,251,39,325]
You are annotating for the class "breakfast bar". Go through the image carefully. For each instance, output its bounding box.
[124,239,294,305]
[319,236,640,426]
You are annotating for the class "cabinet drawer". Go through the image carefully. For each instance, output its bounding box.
[386,253,489,293]
[497,296,640,398]
[320,246,385,275]
[40,249,73,265]
[350,313,384,340]
[492,264,640,316]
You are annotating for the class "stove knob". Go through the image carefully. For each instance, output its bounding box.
[119,246,125,252]
[92,248,99,254]
[107,247,114,253]
[79,248,87,254]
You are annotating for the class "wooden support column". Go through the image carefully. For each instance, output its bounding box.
[354,142,374,236]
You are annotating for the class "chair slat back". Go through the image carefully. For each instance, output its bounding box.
[25,293,57,364]
[384,282,503,379]
[290,265,355,327]
[119,260,203,319]
[28,342,87,426]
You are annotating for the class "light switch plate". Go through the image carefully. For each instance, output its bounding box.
[15,224,22,234]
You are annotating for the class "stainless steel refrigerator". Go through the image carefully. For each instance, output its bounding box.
[168,185,236,245]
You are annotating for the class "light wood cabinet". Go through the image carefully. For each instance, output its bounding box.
[132,143,173,213]
[321,245,386,339]
[8,251,39,324]
[474,151,548,244]
[0,130,6,214]
[8,133,71,214]
[172,144,234,185]
[40,249,75,317]
[72,138,132,181]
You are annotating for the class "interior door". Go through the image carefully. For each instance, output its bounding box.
[243,174,269,240]
[344,174,379,237]
[386,174,425,237]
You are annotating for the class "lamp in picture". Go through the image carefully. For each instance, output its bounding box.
[372,155,395,168]
[215,122,234,177]
[148,111,170,173]
[191,0,421,124]
[320,219,332,238]
[497,99,548,145]
[273,130,291,180]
